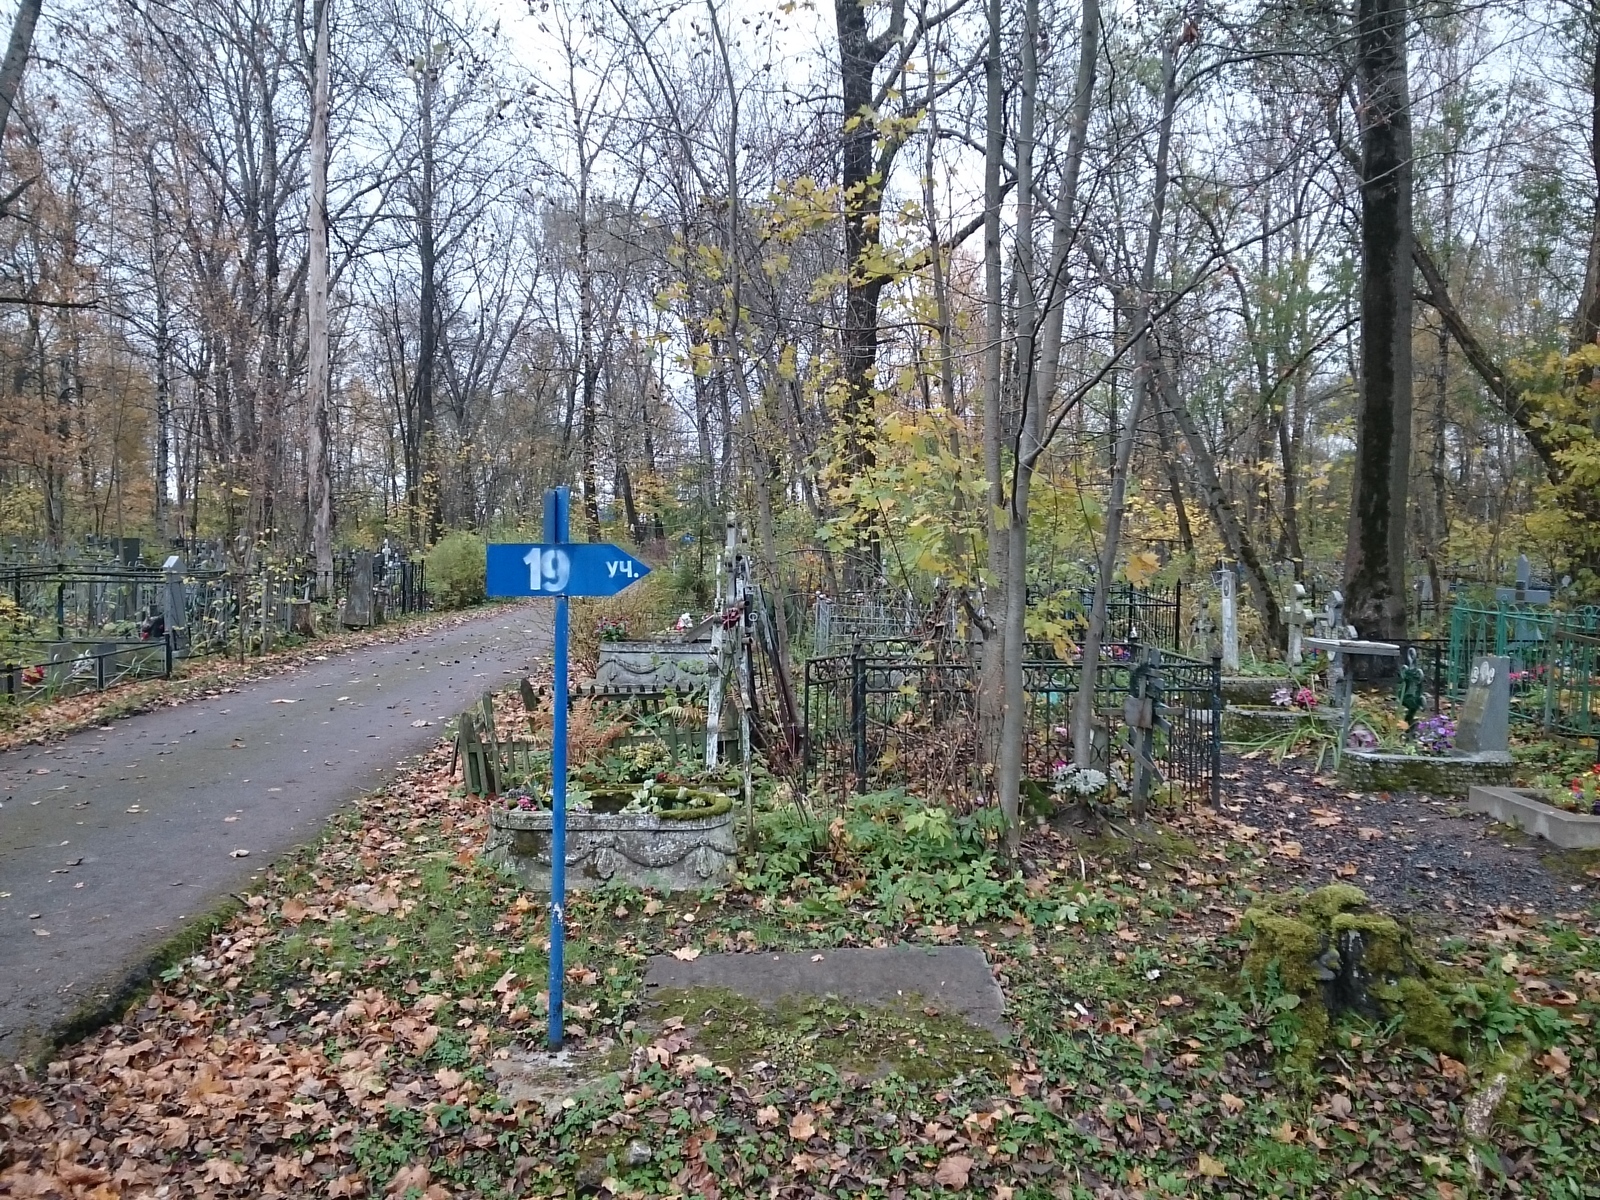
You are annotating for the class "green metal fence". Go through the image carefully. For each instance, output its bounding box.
[1447,602,1600,736]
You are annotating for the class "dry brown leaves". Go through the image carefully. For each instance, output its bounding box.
[0,728,507,1199]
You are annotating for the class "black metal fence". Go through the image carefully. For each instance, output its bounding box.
[0,549,429,707]
[803,639,1220,807]
[1024,582,1183,652]
[0,635,176,701]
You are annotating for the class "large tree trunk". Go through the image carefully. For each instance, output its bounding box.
[973,0,1008,793]
[833,0,905,588]
[410,63,440,544]
[1344,0,1414,641]
[306,0,334,594]
[1572,17,1600,356]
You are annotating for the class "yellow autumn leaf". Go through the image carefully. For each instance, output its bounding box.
[1197,1152,1228,1178]
[1125,549,1160,587]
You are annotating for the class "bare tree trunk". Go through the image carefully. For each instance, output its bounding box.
[146,157,172,544]
[306,0,334,593]
[1157,347,1284,648]
[1072,29,1174,769]
[1152,399,1192,553]
[973,0,1007,793]
[0,0,40,159]
[1344,0,1414,641]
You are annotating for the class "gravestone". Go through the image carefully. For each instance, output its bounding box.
[1287,582,1307,667]
[1498,554,1552,607]
[1316,590,1344,642]
[163,556,185,644]
[343,551,375,627]
[1190,605,1216,657]
[1216,568,1239,672]
[1456,655,1511,755]
[594,640,713,691]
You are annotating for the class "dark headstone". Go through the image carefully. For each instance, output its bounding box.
[343,552,374,627]
[1456,655,1510,755]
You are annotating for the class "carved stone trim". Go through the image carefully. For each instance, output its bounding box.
[484,805,736,892]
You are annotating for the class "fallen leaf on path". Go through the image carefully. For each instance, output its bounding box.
[202,1158,244,1185]
[281,898,310,923]
[270,698,299,704]
[671,946,700,961]
[229,849,250,858]
[8,1097,50,1129]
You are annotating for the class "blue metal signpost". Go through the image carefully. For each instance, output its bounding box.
[485,488,651,1049]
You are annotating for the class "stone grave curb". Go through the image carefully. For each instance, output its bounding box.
[1220,676,1296,706]
[1467,785,1600,850]
[1222,704,1337,743]
[1338,749,1515,796]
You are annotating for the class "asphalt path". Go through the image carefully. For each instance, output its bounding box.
[0,602,549,1063]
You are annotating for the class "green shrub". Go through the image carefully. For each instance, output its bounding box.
[426,531,487,609]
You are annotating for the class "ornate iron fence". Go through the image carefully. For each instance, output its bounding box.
[802,640,1220,807]
[1447,602,1600,737]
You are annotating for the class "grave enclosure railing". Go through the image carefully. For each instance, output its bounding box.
[802,639,1221,807]
[0,551,429,707]
[1447,601,1600,738]
[809,583,1181,656]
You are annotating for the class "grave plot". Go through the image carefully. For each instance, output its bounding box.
[4,686,1600,1200]
[462,681,742,892]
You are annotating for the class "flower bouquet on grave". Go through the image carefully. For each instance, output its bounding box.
[1412,714,1456,757]
[1272,685,1319,712]
[595,616,631,643]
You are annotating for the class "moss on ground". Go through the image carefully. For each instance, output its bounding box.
[644,985,1009,1083]
[1243,885,1462,1067]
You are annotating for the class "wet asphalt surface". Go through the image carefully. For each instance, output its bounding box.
[0,603,548,1063]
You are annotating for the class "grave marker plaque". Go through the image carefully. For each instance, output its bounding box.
[344,552,375,627]
[1456,655,1511,755]
[1287,582,1307,667]
[1217,568,1239,672]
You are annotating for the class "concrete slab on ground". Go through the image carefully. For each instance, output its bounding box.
[642,944,1007,1037]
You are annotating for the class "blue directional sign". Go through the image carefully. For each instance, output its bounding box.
[485,542,651,598]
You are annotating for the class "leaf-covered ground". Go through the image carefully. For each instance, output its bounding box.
[0,607,499,751]
[3,717,1598,1199]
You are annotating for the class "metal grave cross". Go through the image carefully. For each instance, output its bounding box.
[485,488,652,1050]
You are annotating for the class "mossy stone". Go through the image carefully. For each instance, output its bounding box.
[1241,885,1461,1068]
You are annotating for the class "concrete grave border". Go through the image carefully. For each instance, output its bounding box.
[1467,785,1600,849]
